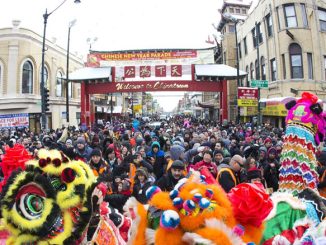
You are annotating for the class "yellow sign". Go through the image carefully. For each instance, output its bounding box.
[133,104,142,113]
[262,104,287,116]
[237,99,258,107]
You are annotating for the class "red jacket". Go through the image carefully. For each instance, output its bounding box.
[192,160,218,178]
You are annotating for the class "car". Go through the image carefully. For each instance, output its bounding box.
[149,121,162,129]
[159,114,167,120]
[142,116,150,122]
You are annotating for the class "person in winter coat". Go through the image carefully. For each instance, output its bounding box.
[217,154,243,193]
[263,147,280,192]
[146,141,167,179]
[132,168,152,204]
[192,150,218,178]
[257,146,268,170]
[105,176,131,213]
[75,137,93,162]
[155,160,185,191]
[88,148,111,182]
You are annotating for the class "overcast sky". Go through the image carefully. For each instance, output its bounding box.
[0,0,257,112]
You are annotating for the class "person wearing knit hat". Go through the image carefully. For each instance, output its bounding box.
[166,145,185,171]
[247,167,264,184]
[65,139,73,149]
[264,137,273,150]
[132,167,152,204]
[217,154,243,193]
[264,147,280,192]
[88,148,110,181]
[155,160,185,191]
[213,149,224,166]
[75,137,93,162]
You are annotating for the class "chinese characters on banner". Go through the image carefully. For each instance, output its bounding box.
[237,87,258,107]
[155,65,166,77]
[124,66,135,78]
[124,65,183,78]
[140,66,151,77]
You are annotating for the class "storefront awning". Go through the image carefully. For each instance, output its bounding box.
[68,67,112,82]
[197,101,216,109]
[260,97,296,117]
[195,64,247,79]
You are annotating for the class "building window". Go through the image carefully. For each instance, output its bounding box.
[284,4,297,28]
[266,14,273,37]
[251,28,256,48]
[242,9,246,14]
[56,71,63,97]
[230,8,234,13]
[244,37,247,55]
[307,53,313,79]
[276,6,281,30]
[238,43,242,59]
[271,58,277,81]
[246,65,249,86]
[255,59,259,79]
[289,43,303,79]
[319,8,326,31]
[22,60,33,94]
[257,23,263,43]
[282,54,286,79]
[250,62,254,80]
[229,25,235,33]
[301,4,308,27]
[40,66,49,88]
[261,57,266,80]
[236,8,240,14]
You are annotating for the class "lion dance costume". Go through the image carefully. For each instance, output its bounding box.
[262,92,326,244]
[125,172,273,245]
[0,147,130,244]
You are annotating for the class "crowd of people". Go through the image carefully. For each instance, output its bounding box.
[0,115,326,210]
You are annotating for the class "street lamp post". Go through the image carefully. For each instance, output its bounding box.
[40,0,80,130]
[66,19,77,124]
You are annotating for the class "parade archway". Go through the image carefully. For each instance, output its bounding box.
[70,63,246,127]
[69,50,246,126]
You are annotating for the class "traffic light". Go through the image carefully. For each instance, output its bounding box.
[44,88,50,112]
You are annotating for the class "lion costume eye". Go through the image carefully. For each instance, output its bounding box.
[15,193,45,220]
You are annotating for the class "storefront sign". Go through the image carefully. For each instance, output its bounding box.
[237,87,258,107]
[240,107,258,116]
[262,104,288,116]
[0,113,29,128]
[238,99,258,107]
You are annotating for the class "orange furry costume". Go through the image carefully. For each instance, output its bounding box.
[124,172,273,245]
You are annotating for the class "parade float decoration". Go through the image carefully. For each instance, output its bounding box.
[0,148,130,245]
[262,92,326,244]
[124,172,273,245]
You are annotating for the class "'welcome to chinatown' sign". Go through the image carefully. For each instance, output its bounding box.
[86,80,223,93]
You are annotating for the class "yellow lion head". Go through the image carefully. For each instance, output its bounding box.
[0,149,97,244]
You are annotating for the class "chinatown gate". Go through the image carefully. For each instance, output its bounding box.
[69,49,246,127]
